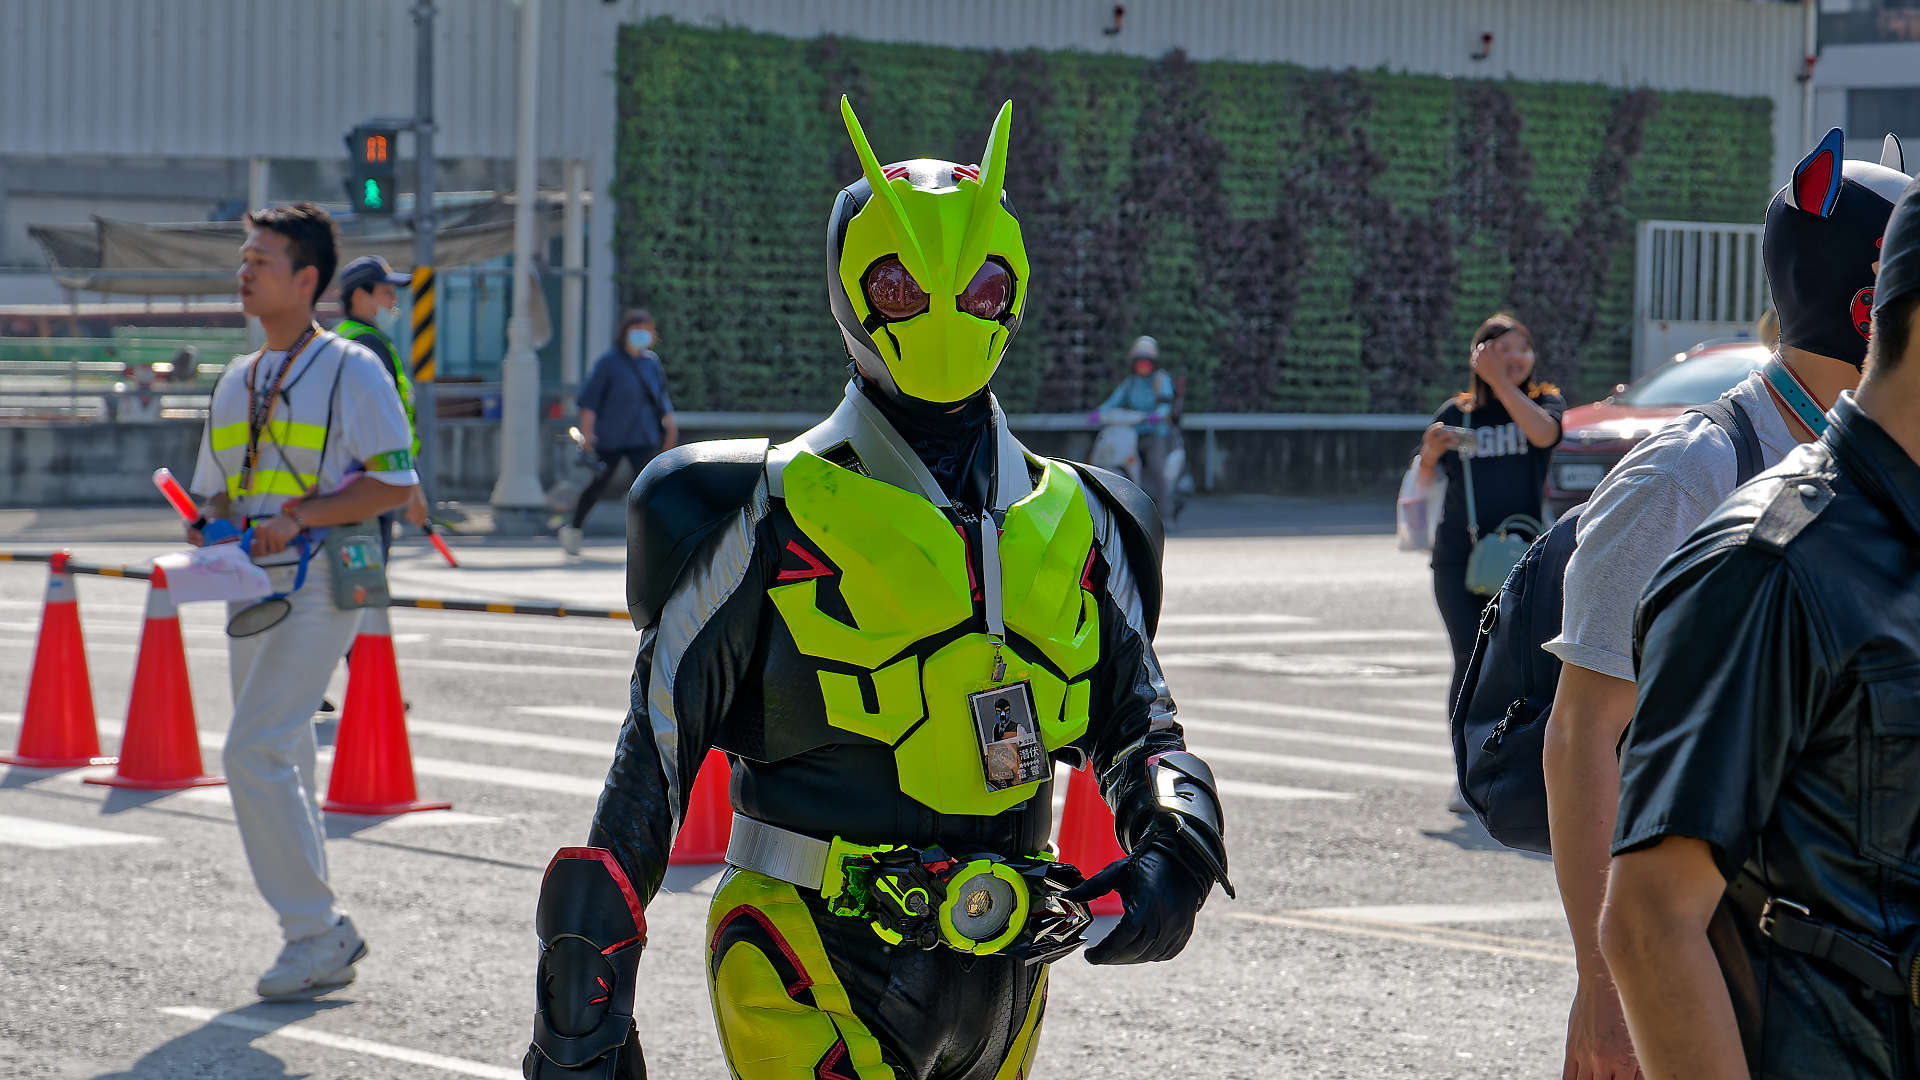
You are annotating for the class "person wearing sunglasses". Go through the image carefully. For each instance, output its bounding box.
[523,100,1232,1080]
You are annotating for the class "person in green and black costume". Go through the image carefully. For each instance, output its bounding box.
[522,99,1233,1080]
[335,255,428,554]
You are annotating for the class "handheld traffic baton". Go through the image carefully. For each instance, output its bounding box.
[667,749,732,864]
[85,566,223,790]
[1056,766,1127,915]
[424,523,460,568]
[0,552,113,769]
[153,467,237,544]
[322,607,451,815]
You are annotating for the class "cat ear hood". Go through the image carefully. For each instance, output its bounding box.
[1765,127,1913,368]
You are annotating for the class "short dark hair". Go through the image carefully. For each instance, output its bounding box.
[617,309,653,336]
[246,203,338,307]
[1868,291,1920,375]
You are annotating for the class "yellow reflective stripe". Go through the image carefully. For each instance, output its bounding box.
[209,419,327,452]
[225,470,316,498]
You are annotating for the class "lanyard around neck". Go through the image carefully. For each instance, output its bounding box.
[240,325,320,494]
[1762,355,1830,439]
[846,389,1013,681]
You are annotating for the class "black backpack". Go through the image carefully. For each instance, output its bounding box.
[1448,399,1763,853]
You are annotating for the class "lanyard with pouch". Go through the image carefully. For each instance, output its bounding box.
[1762,354,1832,439]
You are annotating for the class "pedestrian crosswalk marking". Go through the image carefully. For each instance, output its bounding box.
[440,637,634,659]
[1184,698,1439,734]
[1227,911,1574,966]
[1295,901,1566,925]
[158,1006,521,1080]
[0,814,160,849]
[1191,744,1455,785]
[1155,629,1441,649]
[1217,779,1353,802]
[515,705,628,724]
[1178,716,1451,758]
[1157,613,1314,627]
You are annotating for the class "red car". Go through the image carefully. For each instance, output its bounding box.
[1545,340,1772,516]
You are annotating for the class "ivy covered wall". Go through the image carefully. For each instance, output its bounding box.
[613,19,1772,414]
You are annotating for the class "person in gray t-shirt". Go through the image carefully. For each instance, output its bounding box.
[1538,129,1908,1080]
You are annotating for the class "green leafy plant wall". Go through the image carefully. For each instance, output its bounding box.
[613,19,1772,413]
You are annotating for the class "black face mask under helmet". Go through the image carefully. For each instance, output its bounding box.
[1764,127,1912,369]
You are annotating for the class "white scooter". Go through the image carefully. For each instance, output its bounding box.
[1087,407,1194,522]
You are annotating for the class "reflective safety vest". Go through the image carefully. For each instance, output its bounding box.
[335,318,418,455]
[205,333,350,518]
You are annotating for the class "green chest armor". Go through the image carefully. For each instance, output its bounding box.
[769,451,1101,817]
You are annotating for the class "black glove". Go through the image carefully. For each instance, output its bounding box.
[1060,827,1215,964]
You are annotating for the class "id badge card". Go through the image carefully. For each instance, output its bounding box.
[969,682,1047,791]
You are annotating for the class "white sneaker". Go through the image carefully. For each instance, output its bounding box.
[256,916,367,1000]
[558,525,582,557]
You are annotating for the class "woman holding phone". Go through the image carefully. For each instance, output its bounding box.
[1419,313,1565,715]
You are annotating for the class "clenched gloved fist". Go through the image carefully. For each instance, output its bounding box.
[1060,828,1216,964]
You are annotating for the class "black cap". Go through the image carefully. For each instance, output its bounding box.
[1874,175,1920,319]
[336,255,411,298]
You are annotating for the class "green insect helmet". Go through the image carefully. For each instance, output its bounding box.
[827,97,1029,405]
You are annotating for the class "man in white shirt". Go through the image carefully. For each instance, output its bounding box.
[187,203,418,999]
[1540,130,1910,1079]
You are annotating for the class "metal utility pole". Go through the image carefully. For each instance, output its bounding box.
[491,0,548,512]
[410,0,439,498]
[561,158,586,395]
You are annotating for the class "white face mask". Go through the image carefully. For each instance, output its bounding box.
[626,327,653,352]
[374,305,402,337]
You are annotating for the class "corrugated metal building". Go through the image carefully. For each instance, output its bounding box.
[0,0,1810,354]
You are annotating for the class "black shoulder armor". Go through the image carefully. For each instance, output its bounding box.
[1066,461,1166,638]
[626,438,769,627]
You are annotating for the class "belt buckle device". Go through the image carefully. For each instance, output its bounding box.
[824,841,1092,965]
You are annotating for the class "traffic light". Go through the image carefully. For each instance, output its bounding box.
[345,125,398,216]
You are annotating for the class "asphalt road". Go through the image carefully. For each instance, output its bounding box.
[0,501,1570,1079]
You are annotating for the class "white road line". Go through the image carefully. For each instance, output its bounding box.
[390,612,635,636]
[1190,745,1455,785]
[1217,779,1353,802]
[1295,901,1566,925]
[1227,912,1574,966]
[515,705,627,724]
[157,1006,521,1080]
[157,785,498,828]
[1356,696,1449,716]
[1178,716,1450,759]
[439,637,634,659]
[407,718,614,758]
[1157,613,1314,627]
[1155,629,1441,649]
[0,813,160,849]
[1183,698,1440,734]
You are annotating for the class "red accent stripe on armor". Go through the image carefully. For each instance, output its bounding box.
[882,165,910,180]
[1080,546,1097,592]
[954,164,980,182]
[711,904,813,997]
[816,1039,859,1080]
[549,847,647,946]
[956,524,981,600]
[775,540,834,582]
[600,934,642,955]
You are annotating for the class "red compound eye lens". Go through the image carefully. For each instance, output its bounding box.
[863,257,929,320]
[957,260,1012,320]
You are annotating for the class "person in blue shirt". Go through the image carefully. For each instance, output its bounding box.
[1095,335,1178,512]
[560,310,679,555]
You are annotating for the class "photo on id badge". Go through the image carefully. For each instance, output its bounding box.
[969,683,1045,790]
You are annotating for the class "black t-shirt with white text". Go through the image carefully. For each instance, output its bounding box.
[1429,389,1566,565]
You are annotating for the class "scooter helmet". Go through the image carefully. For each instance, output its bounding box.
[1127,336,1159,363]
[1765,127,1912,369]
[826,97,1028,405]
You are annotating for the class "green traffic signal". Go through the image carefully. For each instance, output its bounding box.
[362,178,385,210]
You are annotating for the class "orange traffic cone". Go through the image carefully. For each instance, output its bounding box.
[322,608,450,815]
[1057,765,1126,915]
[1,552,113,769]
[86,567,222,790]
[668,749,732,864]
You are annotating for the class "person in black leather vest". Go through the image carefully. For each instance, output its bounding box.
[1600,174,1920,1080]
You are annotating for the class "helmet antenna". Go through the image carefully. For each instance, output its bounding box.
[839,96,934,288]
[1883,133,1906,173]
[953,100,1013,287]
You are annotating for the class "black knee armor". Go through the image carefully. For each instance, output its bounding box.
[525,848,649,1079]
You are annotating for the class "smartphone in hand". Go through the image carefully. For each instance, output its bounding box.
[1440,424,1479,458]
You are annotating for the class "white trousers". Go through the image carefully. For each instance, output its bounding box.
[224,557,363,943]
